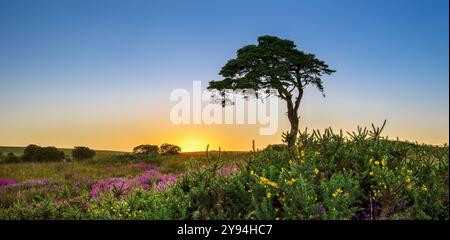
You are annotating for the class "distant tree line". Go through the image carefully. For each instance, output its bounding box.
[0,142,182,164]
[133,143,181,155]
[0,145,96,163]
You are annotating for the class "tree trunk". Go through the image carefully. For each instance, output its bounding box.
[286,100,299,148]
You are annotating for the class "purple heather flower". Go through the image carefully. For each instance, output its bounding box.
[361,211,370,220]
[372,202,382,217]
[158,175,176,184]
[218,165,239,176]
[135,162,157,171]
[0,178,17,187]
[89,167,177,200]
[319,205,327,215]
[155,182,168,191]
[21,179,49,187]
[398,199,406,209]
[352,211,371,220]
[89,177,130,200]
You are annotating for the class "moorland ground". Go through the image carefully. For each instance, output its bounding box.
[0,127,448,220]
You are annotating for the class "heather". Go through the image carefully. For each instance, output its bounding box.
[0,124,448,220]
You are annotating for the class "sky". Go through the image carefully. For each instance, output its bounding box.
[0,0,448,152]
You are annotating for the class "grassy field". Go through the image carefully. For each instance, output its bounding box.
[0,148,250,182]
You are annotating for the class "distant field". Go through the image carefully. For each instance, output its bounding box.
[0,146,248,159]
[0,146,251,182]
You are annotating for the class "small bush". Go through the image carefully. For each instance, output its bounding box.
[72,146,96,160]
[265,144,288,152]
[3,153,20,163]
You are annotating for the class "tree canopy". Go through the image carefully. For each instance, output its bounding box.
[160,143,181,155]
[133,145,159,155]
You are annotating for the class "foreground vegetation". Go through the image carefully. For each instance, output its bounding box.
[0,125,448,220]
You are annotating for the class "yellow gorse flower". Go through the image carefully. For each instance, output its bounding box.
[332,188,344,198]
[259,177,278,188]
[298,150,305,157]
[285,178,296,186]
[374,161,380,165]
[381,159,385,166]
[267,192,272,199]
[369,171,374,176]
[314,168,320,175]
[405,176,411,183]
[421,184,428,191]
[250,170,254,176]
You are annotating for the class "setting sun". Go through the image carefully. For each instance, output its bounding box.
[177,137,210,152]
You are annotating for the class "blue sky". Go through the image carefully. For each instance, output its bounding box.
[0,0,448,151]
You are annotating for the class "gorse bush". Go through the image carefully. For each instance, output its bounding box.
[0,123,448,220]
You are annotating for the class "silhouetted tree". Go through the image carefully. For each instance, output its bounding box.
[23,144,41,161]
[72,146,96,160]
[159,143,181,155]
[36,147,65,162]
[133,145,159,155]
[23,144,64,162]
[208,35,335,147]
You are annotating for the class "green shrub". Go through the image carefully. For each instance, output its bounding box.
[3,152,20,163]
[72,146,96,160]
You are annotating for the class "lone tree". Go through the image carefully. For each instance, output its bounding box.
[208,35,335,147]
